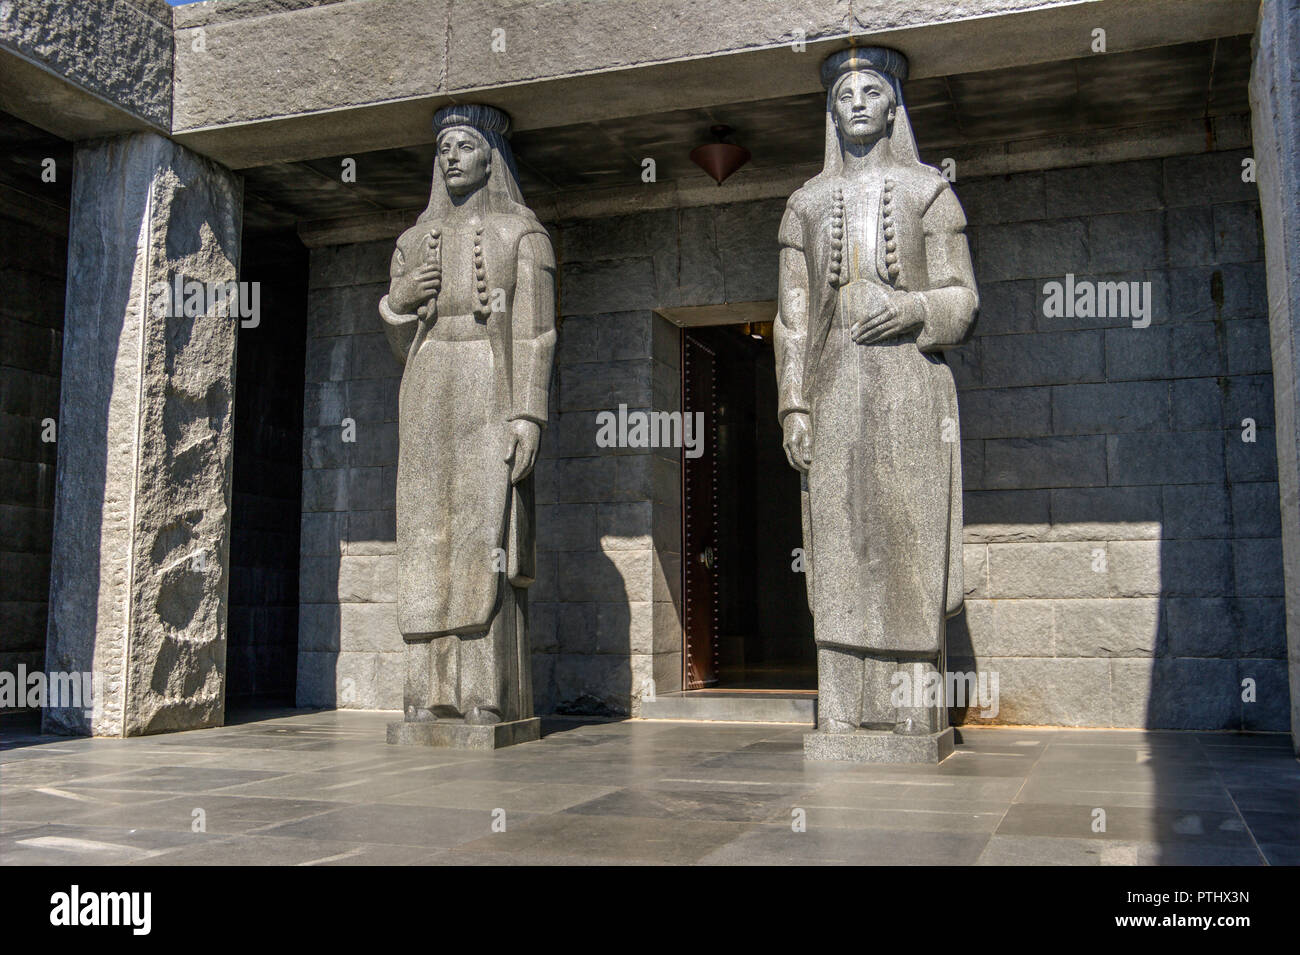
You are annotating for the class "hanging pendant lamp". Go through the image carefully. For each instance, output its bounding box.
[690,125,751,185]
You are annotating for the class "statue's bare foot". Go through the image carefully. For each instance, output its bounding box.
[822,718,857,734]
[405,706,437,723]
[465,705,503,726]
[892,717,928,736]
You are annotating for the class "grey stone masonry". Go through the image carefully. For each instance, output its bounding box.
[44,133,242,736]
[530,309,682,718]
[0,188,67,700]
[1250,0,1300,752]
[0,0,173,131]
[299,147,1288,731]
[955,147,1285,732]
[297,239,402,711]
[165,0,1258,171]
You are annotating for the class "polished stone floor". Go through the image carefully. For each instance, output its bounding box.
[1,709,1296,865]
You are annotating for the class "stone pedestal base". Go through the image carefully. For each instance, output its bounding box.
[804,727,954,763]
[387,717,541,751]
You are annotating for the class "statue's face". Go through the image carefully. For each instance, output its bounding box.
[437,128,490,196]
[832,71,896,145]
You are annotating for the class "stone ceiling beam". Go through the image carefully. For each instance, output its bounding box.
[0,0,172,139]
[171,0,1258,169]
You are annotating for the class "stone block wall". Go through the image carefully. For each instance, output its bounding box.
[297,146,1289,729]
[227,237,308,704]
[531,203,779,715]
[296,239,404,709]
[530,309,683,716]
[0,197,67,704]
[952,148,1286,730]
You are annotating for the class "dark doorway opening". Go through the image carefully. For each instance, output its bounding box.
[226,233,308,706]
[682,323,815,691]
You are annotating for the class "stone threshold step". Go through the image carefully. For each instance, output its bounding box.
[639,690,816,724]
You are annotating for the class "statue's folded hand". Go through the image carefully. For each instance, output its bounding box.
[851,290,925,344]
[839,280,892,325]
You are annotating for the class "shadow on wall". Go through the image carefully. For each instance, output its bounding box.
[533,527,634,719]
[526,309,683,718]
[294,243,402,712]
[945,214,1287,737]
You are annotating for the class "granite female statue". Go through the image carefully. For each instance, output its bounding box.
[774,48,978,754]
[379,105,555,742]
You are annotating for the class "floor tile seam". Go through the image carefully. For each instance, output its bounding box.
[1195,734,1271,865]
[997,730,1050,827]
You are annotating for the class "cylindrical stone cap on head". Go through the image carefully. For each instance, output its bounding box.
[434,104,511,137]
[820,46,909,88]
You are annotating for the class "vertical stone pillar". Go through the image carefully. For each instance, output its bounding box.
[43,133,243,737]
[1250,0,1300,753]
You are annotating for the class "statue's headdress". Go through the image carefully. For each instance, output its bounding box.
[819,46,920,172]
[419,103,532,221]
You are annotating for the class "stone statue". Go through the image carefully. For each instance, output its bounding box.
[774,48,978,761]
[379,104,556,748]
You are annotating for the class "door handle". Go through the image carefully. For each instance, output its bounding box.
[698,546,715,571]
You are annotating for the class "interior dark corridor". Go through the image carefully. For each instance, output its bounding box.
[683,323,815,691]
[225,234,308,706]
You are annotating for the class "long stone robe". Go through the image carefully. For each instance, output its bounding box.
[379,211,556,640]
[774,163,978,655]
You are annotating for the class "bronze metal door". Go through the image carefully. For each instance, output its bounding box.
[683,331,718,689]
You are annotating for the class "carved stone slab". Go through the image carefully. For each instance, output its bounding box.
[44,132,242,737]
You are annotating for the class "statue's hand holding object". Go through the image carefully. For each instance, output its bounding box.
[390,262,442,317]
[389,231,443,317]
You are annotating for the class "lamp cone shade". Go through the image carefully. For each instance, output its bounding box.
[690,141,751,185]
